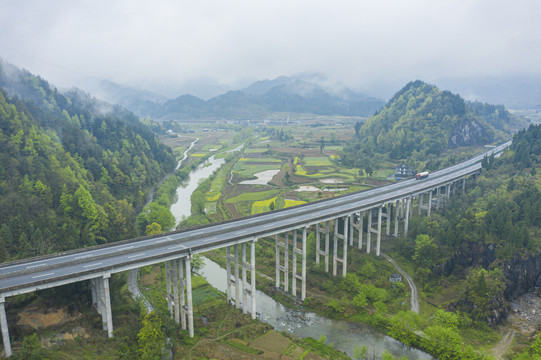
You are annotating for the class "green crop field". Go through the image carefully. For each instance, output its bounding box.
[303,156,333,166]
[227,189,281,203]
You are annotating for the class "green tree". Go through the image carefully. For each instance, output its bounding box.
[412,234,438,269]
[145,222,163,236]
[137,311,166,360]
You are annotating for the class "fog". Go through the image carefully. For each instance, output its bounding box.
[1,0,540,99]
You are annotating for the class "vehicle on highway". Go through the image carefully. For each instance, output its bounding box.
[415,171,429,180]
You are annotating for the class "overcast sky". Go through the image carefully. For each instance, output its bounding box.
[1,0,541,98]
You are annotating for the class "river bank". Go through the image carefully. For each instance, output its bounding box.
[165,141,431,359]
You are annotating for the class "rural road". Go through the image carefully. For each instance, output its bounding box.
[381,252,419,313]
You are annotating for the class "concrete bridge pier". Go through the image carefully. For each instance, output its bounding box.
[394,199,400,236]
[185,256,194,338]
[226,245,241,308]
[0,297,12,357]
[385,204,391,236]
[90,279,97,310]
[291,227,308,300]
[428,190,433,217]
[367,207,382,254]
[404,197,411,237]
[355,211,364,250]
[95,274,113,338]
[165,261,172,317]
[275,232,290,291]
[315,221,330,272]
[249,239,257,319]
[333,216,349,277]
[376,205,383,256]
[172,259,180,324]
[178,258,187,330]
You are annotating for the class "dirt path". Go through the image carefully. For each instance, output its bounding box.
[492,329,515,360]
[380,252,419,313]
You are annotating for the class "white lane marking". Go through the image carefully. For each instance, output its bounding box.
[128,253,145,259]
[155,238,171,244]
[75,255,92,260]
[26,263,48,269]
[84,262,103,268]
[167,244,186,250]
[32,272,54,279]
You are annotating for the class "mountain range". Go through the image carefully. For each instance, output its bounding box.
[92,74,386,120]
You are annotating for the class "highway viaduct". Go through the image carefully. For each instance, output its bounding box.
[0,141,510,357]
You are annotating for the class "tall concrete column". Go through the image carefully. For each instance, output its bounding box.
[358,211,364,250]
[275,234,280,288]
[446,184,451,200]
[234,244,240,310]
[226,246,231,303]
[316,223,321,264]
[462,178,466,192]
[292,230,297,297]
[250,239,257,319]
[242,242,248,314]
[91,279,97,308]
[342,217,348,277]
[386,204,391,235]
[172,259,180,324]
[284,232,289,292]
[0,297,12,358]
[404,197,411,237]
[333,219,338,276]
[324,221,330,271]
[428,190,433,217]
[436,187,441,209]
[102,275,113,338]
[301,227,307,300]
[376,205,382,256]
[185,256,194,338]
[165,261,172,317]
[96,276,103,316]
[179,258,186,330]
[349,214,355,246]
[367,208,372,253]
[394,199,400,236]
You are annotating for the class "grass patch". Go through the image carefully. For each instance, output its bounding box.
[239,157,281,163]
[190,153,207,157]
[221,339,263,355]
[234,163,281,178]
[227,189,281,203]
[251,197,277,214]
[285,199,306,207]
[303,156,333,166]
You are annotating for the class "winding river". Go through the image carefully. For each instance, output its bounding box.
[169,146,431,359]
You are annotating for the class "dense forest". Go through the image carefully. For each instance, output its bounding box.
[405,124,541,324]
[341,80,527,170]
[0,61,175,261]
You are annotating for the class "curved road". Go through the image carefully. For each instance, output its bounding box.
[0,142,511,297]
[381,252,419,313]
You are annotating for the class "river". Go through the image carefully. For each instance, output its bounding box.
[169,146,431,359]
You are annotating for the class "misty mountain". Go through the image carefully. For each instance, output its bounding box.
[89,80,168,117]
[148,74,385,120]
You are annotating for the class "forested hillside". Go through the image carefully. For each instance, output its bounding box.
[0,61,175,261]
[406,124,541,324]
[341,80,527,169]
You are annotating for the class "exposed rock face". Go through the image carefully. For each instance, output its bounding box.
[435,241,541,325]
[503,253,541,300]
[449,120,487,147]
[432,242,496,278]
